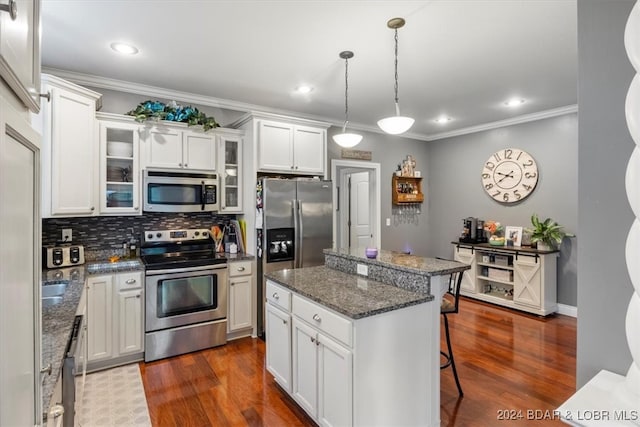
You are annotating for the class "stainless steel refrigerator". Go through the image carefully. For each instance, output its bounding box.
[257,178,333,336]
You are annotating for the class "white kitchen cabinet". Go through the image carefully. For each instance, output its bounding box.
[227,260,253,334]
[265,281,292,392]
[87,275,113,362]
[37,74,102,217]
[452,243,558,316]
[266,278,437,426]
[0,93,42,427]
[0,0,40,112]
[258,120,325,174]
[87,271,144,370]
[217,130,244,213]
[97,113,141,215]
[142,124,216,171]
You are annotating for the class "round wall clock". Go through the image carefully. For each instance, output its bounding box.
[481,148,538,203]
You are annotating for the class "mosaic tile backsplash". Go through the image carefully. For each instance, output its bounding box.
[42,212,235,260]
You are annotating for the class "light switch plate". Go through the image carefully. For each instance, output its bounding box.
[357,264,368,276]
[62,228,72,242]
[386,218,391,226]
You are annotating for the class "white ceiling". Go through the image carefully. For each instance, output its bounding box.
[40,0,577,141]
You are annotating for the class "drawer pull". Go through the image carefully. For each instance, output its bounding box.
[312,314,321,322]
[136,294,141,298]
[125,279,136,284]
[237,266,245,271]
[282,319,287,325]
[273,293,279,300]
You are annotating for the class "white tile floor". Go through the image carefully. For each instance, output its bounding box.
[76,364,151,427]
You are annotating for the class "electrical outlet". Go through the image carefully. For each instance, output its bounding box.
[357,263,368,276]
[62,229,72,242]
[386,218,391,226]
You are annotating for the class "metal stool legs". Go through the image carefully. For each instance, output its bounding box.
[441,313,463,396]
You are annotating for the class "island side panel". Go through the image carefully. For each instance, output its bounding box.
[353,300,439,427]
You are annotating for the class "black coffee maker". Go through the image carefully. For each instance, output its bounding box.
[459,217,487,243]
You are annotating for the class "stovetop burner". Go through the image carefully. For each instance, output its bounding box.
[140,228,227,270]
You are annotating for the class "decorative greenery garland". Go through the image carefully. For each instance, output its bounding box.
[126,100,219,131]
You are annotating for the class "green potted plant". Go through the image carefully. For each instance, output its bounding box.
[528,213,574,251]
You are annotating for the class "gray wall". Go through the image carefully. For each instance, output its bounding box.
[326,127,431,256]
[577,0,635,386]
[426,115,578,306]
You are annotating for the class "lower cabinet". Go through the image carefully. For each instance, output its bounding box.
[87,271,144,370]
[227,260,254,336]
[265,280,436,426]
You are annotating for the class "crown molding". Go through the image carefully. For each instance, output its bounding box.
[42,67,576,142]
[424,104,578,141]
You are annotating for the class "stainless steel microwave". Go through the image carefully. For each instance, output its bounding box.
[143,169,219,213]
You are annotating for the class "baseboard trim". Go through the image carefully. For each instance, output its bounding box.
[557,303,577,318]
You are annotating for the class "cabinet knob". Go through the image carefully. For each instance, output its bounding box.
[312,314,321,322]
[179,163,183,167]
[310,337,315,343]
[295,166,299,170]
[282,319,287,325]
[136,294,141,298]
[290,166,294,169]
[125,279,136,284]
[134,206,139,210]
[184,163,188,167]
[273,292,279,300]
[230,282,235,286]
[237,266,245,272]
[0,0,17,20]
[39,91,51,102]
[91,206,95,211]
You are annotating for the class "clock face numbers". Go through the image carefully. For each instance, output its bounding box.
[481,148,538,203]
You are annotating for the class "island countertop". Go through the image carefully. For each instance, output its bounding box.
[324,247,469,277]
[264,265,433,319]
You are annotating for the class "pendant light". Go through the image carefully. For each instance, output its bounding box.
[377,17,414,135]
[333,51,363,148]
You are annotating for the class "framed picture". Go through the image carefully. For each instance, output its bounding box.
[505,226,523,247]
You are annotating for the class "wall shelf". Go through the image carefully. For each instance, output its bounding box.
[392,175,424,205]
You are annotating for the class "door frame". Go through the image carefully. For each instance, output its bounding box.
[331,159,381,250]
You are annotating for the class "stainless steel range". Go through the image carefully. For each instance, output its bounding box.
[141,228,228,362]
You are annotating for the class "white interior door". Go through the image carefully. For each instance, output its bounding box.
[349,171,371,249]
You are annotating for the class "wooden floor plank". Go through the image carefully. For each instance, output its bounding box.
[140,297,576,426]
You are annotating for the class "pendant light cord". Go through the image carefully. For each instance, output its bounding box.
[394,28,399,104]
[344,55,350,130]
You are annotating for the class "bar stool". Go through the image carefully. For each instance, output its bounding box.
[439,267,464,397]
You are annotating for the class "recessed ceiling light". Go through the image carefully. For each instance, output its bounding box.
[434,116,452,124]
[504,98,526,107]
[296,85,313,94]
[110,42,139,55]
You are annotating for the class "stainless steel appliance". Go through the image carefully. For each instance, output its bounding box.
[141,228,228,362]
[257,178,333,335]
[42,244,85,268]
[143,169,219,213]
[62,314,86,427]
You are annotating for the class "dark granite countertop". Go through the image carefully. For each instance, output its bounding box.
[265,265,433,319]
[41,259,145,409]
[324,247,470,277]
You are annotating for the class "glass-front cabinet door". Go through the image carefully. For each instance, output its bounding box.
[217,131,243,213]
[98,115,141,215]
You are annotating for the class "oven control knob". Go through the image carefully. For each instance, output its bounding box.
[156,232,162,238]
[202,231,208,237]
[147,233,153,239]
[194,231,200,236]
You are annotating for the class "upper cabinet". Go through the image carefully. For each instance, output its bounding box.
[257,120,326,174]
[141,124,216,171]
[0,0,41,112]
[97,113,141,215]
[217,129,244,213]
[36,74,102,218]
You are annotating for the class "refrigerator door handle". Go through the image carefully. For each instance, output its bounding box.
[292,199,301,268]
[298,200,304,268]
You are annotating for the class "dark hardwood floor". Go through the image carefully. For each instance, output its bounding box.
[140,297,576,427]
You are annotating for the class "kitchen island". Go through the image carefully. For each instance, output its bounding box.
[264,248,469,427]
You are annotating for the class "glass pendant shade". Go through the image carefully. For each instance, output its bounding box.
[377,103,415,135]
[334,50,362,148]
[333,131,363,148]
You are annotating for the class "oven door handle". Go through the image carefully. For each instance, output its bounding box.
[145,263,227,276]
